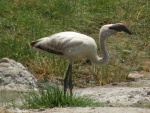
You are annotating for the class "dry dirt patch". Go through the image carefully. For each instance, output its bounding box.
[29,107,150,113]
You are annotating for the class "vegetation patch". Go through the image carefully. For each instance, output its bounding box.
[21,86,104,109]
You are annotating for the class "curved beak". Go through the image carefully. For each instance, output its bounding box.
[109,23,132,35]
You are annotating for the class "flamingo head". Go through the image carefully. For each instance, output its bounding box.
[100,23,132,38]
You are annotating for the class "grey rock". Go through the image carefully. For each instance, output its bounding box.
[0,58,37,91]
[128,71,145,79]
[147,91,150,95]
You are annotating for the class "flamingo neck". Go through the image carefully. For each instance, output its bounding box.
[100,35,109,63]
[93,33,109,64]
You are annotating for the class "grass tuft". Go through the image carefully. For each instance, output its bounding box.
[21,86,103,109]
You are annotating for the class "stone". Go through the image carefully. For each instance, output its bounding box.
[0,58,37,91]
[147,91,150,95]
[127,71,145,81]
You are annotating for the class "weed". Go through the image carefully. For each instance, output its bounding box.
[21,86,104,109]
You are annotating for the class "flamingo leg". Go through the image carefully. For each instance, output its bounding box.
[64,64,72,96]
[68,64,73,96]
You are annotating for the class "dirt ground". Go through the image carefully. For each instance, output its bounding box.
[75,72,150,107]
[1,107,150,113]
[1,71,150,113]
[28,107,150,113]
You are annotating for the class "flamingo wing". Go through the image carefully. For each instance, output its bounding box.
[30,32,84,55]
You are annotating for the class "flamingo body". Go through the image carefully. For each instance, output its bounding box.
[31,31,97,63]
[30,23,132,96]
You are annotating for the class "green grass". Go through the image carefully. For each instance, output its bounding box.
[0,0,150,84]
[20,86,104,109]
[0,87,105,109]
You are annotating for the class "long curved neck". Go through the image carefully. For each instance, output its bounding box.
[93,33,109,64]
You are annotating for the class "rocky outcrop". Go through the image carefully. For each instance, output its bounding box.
[0,58,37,91]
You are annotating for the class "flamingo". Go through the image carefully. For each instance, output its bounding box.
[30,23,132,96]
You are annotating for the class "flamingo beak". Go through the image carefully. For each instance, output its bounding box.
[109,23,132,35]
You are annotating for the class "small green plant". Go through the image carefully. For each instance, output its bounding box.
[21,86,104,109]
